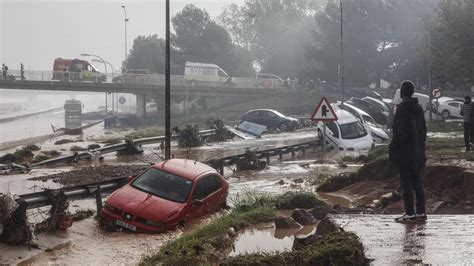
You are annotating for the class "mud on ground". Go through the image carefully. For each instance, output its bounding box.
[29,164,149,187]
[318,138,474,215]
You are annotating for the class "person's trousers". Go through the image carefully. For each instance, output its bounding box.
[399,164,425,215]
[464,121,473,149]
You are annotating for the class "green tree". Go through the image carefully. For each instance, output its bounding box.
[310,0,434,87]
[421,0,474,89]
[220,0,321,81]
[124,35,184,74]
[173,4,248,76]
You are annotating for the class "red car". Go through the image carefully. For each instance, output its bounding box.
[101,159,229,233]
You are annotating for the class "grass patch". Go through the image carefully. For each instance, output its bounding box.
[139,206,276,265]
[427,121,463,132]
[140,191,328,265]
[231,191,326,212]
[124,127,165,140]
[222,231,367,265]
[70,145,86,152]
[54,139,74,145]
[274,191,326,209]
[72,209,95,221]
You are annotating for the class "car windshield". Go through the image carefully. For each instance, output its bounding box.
[131,168,193,203]
[340,121,368,140]
[362,114,378,127]
[269,110,285,118]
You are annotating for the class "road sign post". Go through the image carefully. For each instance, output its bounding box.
[311,97,338,154]
[432,88,442,120]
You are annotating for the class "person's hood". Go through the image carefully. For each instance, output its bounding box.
[400,97,423,115]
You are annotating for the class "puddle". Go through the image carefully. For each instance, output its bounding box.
[230,223,316,257]
[317,192,353,207]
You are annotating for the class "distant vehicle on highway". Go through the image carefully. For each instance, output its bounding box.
[437,100,463,119]
[335,102,389,143]
[184,61,231,85]
[101,159,229,233]
[316,109,373,151]
[52,58,106,83]
[347,97,388,125]
[256,73,284,89]
[112,69,151,84]
[242,109,299,131]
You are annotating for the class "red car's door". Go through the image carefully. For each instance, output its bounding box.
[189,175,225,218]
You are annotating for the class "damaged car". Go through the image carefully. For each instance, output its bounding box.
[242,109,299,131]
[101,159,229,233]
[335,102,389,143]
[316,109,374,151]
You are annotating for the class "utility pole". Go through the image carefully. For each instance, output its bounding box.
[121,5,129,67]
[428,21,432,122]
[340,0,345,104]
[165,0,171,159]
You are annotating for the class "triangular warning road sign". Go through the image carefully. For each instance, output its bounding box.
[310,97,338,121]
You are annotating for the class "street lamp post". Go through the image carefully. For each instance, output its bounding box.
[121,5,131,114]
[81,53,109,114]
[121,5,129,68]
[92,59,116,74]
[165,0,171,159]
[339,0,345,104]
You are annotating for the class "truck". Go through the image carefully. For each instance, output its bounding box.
[52,58,106,83]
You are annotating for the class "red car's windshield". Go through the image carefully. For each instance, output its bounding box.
[131,168,193,203]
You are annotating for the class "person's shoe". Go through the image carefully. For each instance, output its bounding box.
[415,213,427,221]
[395,214,416,223]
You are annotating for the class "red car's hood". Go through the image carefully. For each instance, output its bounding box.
[107,184,184,222]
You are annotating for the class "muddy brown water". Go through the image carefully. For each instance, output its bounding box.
[0,128,363,264]
[229,222,316,257]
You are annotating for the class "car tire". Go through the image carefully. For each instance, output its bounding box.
[279,122,290,132]
[442,110,450,120]
[317,128,323,140]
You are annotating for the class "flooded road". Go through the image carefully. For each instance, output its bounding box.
[333,214,474,264]
[1,215,216,265]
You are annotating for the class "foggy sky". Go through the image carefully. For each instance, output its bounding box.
[0,0,244,73]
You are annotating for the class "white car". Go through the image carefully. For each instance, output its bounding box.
[316,109,374,151]
[362,96,389,117]
[334,102,389,143]
[437,100,463,119]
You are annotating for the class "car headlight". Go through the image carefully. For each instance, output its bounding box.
[144,220,165,228]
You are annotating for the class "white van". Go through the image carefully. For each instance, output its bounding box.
[392,89,430,112]
[184,61,230,84]
[316,109,374,151]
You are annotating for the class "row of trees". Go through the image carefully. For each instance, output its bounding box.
[125,0,472,90]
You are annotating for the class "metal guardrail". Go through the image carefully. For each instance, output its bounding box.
[19,177,128,209]
[19,139,322,210]
[30,129,217,167]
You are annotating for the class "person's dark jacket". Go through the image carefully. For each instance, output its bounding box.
[389,97,427,167]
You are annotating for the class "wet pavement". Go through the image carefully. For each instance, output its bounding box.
[333,214,474,264]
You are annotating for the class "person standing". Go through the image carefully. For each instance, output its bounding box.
[20,63,25,80]
[2,64,7,80]
[460,96,473,151]
[389,80,427,222]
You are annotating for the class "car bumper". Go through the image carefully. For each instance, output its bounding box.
[101,208,175,233]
